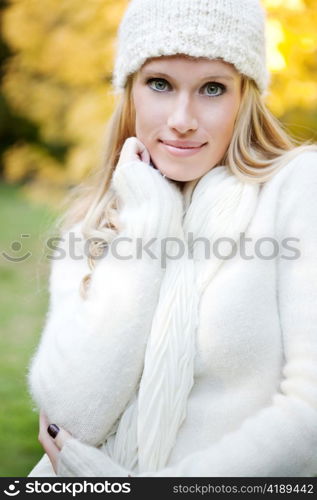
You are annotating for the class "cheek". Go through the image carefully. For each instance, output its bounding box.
[135,100,164,143]
[206,101,238,143]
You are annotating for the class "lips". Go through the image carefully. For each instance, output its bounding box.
[159,139,206,149]
[159,140,206,158]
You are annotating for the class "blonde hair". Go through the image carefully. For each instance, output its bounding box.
[224,77,317,182]
[54,73,316,297]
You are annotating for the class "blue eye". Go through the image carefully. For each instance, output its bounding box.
[204,82,226,97]
[147,78,169,92]
[146,78,226,97]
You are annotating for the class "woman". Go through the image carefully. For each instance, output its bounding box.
[27,0,317,477]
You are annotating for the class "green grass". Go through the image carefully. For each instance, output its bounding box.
[0,183,58,476]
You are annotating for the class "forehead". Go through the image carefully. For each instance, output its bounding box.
[140,55,238,78]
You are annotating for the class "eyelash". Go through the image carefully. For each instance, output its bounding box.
[145,78,227,97]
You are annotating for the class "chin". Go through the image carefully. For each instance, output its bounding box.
[151,161,198,183]
[162,169,203,183]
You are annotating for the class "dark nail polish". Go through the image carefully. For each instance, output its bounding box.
[47,424,60,438]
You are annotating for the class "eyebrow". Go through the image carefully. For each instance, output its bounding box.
[141,70,234,81]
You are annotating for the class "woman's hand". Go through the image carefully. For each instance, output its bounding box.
[116,137,151,168]
[38,410,73,474]
[111,136,184,243]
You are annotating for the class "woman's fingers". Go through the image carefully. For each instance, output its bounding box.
[54,426,73,450]
[117,137,151,167]
[135,137,150,163]
[39,410,51,441]
[139,147,150,164]
[39,410,72,450]
[38,411,60,473]
[38,411,74,474]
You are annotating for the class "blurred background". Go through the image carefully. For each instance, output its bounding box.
[0,0,316,476]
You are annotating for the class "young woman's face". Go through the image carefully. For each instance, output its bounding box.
[132,55,242,182]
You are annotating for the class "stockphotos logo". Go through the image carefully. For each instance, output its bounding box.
[1,231,301,267]
[3,480,131,497]
[3,481,20,496]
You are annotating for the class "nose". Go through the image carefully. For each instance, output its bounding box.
[167,96,198,134]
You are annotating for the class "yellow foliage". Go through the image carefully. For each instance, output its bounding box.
[266,19,286,71]
[265,0,305,9]
[2,0,129,201]
[4,143,64,184]
[65,87,115,143]
[264,0,317,114]
[2,62,71,142]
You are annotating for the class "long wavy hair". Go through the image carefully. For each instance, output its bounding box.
[54,71,317,297]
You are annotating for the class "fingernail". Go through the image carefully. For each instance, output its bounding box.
[47,424,60,438]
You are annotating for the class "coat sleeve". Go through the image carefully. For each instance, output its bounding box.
[28,225,164,447]
[57,438,130,477]
[56,151,317,477]
[27,161,184,447]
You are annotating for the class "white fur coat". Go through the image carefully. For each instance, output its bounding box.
[27,151,317,477]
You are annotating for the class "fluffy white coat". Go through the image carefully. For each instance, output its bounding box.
[27,151,317,477]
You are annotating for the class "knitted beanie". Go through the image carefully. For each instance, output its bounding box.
[112,0,270,95]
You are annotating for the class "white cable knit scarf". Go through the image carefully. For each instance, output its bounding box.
[104,165,260,473]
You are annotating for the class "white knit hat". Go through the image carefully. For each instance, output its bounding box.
[112,0,270,95]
